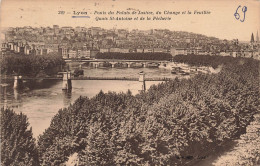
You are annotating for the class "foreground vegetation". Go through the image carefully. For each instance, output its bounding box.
[37,55,259,165]
[1,55,259,165]
[1,108,39,166]
[214,114,260,165]
[0,52,64,76]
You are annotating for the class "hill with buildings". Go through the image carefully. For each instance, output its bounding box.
[1,26,259,60]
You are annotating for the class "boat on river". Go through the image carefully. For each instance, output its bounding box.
[74,68,84,77]
[131,63,143,68]
[147,63,159,68]
[171,67,190,75]
[171,67,181,74]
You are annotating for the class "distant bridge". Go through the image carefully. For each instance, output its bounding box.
[64,59,170,63]
[65,59,171,68]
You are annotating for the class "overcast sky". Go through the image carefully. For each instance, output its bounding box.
[0,0,259,41]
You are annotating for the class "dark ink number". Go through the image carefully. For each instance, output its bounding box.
[234,5,247,22]
[234,5,241,20]
[240,6,247,22]
[58,11,65,15]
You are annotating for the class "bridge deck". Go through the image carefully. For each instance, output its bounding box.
[3,76,173,81]
[65,59,170,63]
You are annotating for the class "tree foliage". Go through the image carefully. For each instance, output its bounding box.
[0,53,64,76]
[1,108,39,166]
[5,55,256,165]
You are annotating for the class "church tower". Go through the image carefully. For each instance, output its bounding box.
[256,31,259,43]
[250,33,255,43]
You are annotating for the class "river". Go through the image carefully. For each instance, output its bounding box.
[0,65,179,138]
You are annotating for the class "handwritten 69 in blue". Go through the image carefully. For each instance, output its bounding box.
[234,5,247,22]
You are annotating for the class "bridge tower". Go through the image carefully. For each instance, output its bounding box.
[139,71,146,92]
[13,75,23,89]
[62,71,72,90]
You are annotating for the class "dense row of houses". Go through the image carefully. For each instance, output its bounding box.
[1,42,49,56]
[3,25,230,53]
[1,40,259,60]
[1,26,260,60]
[2,40,259,60]
[58,47,99,59]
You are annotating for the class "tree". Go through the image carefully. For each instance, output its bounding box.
[1,108,39,166]
[37,55,259,165]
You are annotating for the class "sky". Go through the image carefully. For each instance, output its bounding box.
[0,0,259,41]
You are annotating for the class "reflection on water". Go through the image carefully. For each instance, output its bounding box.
[62,90,72,106]
[0,67,173,137]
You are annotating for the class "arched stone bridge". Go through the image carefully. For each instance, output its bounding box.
[65,59,170,68]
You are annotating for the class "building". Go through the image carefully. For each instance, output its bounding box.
[136,48,144,53]
[61,26,72,32]
[81,50,91,58]
[187,47,202,55]
[35,48,42,55]
[143,48,153,53]
[68,50,77,58]
[53,25,59,34]
[153,48,167,53]
[119,48,129,53]
[90,49,99,58]
[110,48,121,53]
[219,51,231,56]
[47,48,54,54]
[170,48,187,56]
[45,43,59,52]
[41,48,48,55]
[90,27,102,36]
[8,42,14,51]
[100,48,110,53]
[58,47,69,59]
[75,26,87,33]
[24,45,30,55]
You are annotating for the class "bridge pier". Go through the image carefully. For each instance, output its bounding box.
[126,62,131,68]
[14,76,23,89]
[91,62,98,68]
[143,63,147,68]
[62,72,72,90]
[139,71,146,92]
[94,63,98,68]
[110,62,117,68]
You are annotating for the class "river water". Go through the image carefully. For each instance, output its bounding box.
[0,64,179,138]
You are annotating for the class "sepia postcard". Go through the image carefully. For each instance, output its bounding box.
[0,0,259,165]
